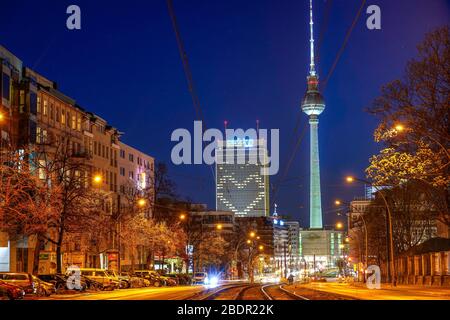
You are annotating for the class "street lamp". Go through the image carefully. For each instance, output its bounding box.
[137,198,146,207]
[179,213,186,221]
[394,124,404,132]
[216,224,223,230]
[246,239,251,244]
[392,123,450,161]
[93,174,103,184]
[249,231,256,238]
[258,245,264,251]
[336,222,344,230]
[345,175,396,286]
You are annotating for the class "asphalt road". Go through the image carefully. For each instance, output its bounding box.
[41,285,207,300]
[284,282,450,300]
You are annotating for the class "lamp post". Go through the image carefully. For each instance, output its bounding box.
[393,123,450,161]
[346,176,396,286]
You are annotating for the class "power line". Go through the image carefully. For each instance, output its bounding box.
[322,0,367,89]
[271,122,308,206]
[166,0,216,183]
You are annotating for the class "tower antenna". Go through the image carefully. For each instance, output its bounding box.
[309,0,316,76]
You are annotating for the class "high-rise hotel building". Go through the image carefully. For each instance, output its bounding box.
[216,138,269,217]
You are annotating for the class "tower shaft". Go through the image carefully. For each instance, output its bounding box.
[309,116,323,228]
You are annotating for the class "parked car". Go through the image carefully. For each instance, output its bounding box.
[38,274,87,293]
[0,272,37,294]
[79,275,106,291]
[175,274,192,285]
[119,272,147,288]
[106,270,129,289]
[161,274,178,286]
[192,272,208,285]
[32,275,56,296]
[66,268,118,290]
[0,280,25,300]
[134,270,163,287]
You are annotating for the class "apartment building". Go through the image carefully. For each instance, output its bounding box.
[0,44,155,273]
[117,141,155,270]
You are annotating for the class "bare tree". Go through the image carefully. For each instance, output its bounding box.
[367,26,450,230]
[0,148,61,274]
[33,133,109,273]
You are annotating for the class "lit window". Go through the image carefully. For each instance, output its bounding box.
[36,127,41,143]
[43,100,48,115]
[61,109,66,124]
[139,172,146,189]
[37,96,41,113]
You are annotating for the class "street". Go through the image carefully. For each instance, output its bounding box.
[36,286,207,301]
[0,0,449,309]
[284,282,450,300]
[9,280,450,300]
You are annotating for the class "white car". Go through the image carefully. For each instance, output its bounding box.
[192,272,208,285]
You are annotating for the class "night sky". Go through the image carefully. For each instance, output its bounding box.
[1,0,449,227]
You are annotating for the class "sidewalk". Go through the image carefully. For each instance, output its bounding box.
[287,282,450,300]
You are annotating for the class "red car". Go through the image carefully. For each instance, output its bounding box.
[0,280,25,300]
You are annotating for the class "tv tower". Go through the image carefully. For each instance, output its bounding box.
[301,0,325,229]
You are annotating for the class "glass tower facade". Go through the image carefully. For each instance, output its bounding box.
[216,139,269,217]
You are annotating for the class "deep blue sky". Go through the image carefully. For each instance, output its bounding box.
[1,0,449,227]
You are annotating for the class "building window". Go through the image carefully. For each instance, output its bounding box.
[37,96,41,113]
[120,167,125,176]
[71,115,76,129]
[129,171,134,180]
[36,127,41,143]
[77,117,82,131]
[61,109,66,124]
[30,92,37,115]
[50,104,54,120]
[55,107,60,123]
[43,100,48,116]
[36,127,48,144]
[2,73,10,101]
[139,172,146,189]
[120,150,125,158]
[129,154,134,162]
[66,112,70,127]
